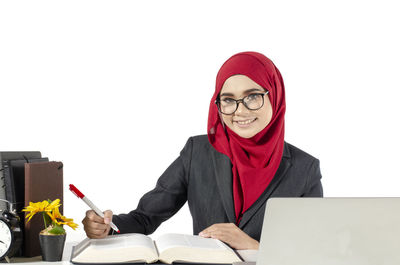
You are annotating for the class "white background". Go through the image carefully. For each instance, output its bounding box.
[1,0,399,242]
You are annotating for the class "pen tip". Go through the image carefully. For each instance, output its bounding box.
[117,230,120,233]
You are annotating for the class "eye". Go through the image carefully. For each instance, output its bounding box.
[221,97,235,104]
[246,93,260,101]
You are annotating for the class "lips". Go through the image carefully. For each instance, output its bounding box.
[234,118,257,127]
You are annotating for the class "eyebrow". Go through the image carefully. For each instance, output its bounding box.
[220,88,265,98]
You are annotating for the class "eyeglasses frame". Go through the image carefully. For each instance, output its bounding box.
[215,90,269,115]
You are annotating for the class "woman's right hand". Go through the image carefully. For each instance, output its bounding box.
[82,210,113,239]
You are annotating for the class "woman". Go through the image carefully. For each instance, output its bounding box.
[82,51,323,250]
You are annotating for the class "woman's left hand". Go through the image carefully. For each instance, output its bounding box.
[199,223,259,250]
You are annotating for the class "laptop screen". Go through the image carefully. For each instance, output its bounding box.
[257,198,400,265]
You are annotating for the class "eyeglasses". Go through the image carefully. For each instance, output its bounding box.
[215,91,269,115]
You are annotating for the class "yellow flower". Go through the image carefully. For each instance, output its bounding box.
[47,206,61,224]
[23,200,51,222]
[23,198,77,234]
[22,199,61,222]
[63,216,78,230]
[23,201,48,212]
[23,199,61,222]
[47,199,61,212]
[47,206,78,230]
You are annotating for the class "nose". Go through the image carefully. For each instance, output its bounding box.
[235,101,249,115]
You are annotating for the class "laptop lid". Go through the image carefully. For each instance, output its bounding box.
[257,198,400,265]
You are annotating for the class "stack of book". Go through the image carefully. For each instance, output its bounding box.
[0,152,63,257]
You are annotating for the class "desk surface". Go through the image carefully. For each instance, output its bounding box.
[6,241,258,264]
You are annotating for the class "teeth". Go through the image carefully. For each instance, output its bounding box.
[237,118,256,125]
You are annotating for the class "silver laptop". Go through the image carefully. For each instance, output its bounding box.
[256,198,400,265]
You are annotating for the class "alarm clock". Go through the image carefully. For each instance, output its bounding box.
[0,201,23,261]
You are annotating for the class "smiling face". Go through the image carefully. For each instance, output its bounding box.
[219,75,273,138]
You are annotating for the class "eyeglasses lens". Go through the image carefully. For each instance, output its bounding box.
[219,94,264,115]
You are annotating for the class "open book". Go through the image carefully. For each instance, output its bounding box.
[71,233,243,264]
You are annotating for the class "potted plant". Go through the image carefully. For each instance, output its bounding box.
[22,199,78,261]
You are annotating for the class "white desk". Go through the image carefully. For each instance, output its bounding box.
[5,241,77,264]
[6,241,258,264]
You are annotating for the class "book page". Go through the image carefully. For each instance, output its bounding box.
[156,233,227,253]
[89,233,155,250]
[155,233,241,264]
[72,233,158,264]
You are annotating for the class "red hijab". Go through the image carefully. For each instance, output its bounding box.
[207,51,286,223]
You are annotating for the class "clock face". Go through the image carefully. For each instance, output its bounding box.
[0,219,12,258]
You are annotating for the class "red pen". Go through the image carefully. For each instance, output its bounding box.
[69,184,120,233]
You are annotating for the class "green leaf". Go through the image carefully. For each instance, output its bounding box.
[48,224,66,235]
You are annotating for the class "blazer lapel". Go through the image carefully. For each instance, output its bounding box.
[211,148,236,223]
[238,143,292,229]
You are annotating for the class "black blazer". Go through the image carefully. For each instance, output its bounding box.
[113,135,323,241]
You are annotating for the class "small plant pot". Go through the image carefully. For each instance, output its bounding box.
[39,233,66,261]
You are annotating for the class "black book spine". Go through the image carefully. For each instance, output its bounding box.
[0,160,7,210]
[2,160,16,205]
